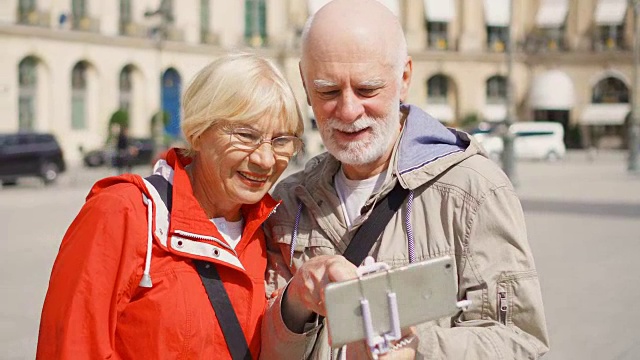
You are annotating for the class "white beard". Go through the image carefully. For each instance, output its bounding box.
[320,109,400,165]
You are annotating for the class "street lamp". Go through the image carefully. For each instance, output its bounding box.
[145,0,172,156]
[629,0,640,173]
[502,0,518,184]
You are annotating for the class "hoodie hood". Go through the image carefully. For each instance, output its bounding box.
[394,105,485,190]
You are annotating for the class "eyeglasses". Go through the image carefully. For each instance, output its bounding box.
[224,127,303,158]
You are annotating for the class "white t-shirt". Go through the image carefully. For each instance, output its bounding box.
[334,166,387,229]
[210,217,244,249]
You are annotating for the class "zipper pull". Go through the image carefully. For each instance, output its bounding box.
[498,291,508,325]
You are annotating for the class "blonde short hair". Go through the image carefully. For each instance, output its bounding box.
[181,53,304,157]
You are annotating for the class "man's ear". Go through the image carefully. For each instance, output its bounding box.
[399,56,413,103]
[299,61,311,106]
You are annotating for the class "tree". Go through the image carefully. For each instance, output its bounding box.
[460,112,480,131]
[151,110,171,146]
[150,110,170,130]
[109,109,129,129]
[106,109,130,145]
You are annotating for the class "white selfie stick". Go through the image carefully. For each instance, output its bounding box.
[353,256,472,359]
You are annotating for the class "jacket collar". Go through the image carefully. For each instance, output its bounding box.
[164,149,279,255]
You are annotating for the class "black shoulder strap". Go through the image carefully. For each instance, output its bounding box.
[144,175,252,360]
[193,260,253,360]
[342,182,410,266]
[145,175,173,212]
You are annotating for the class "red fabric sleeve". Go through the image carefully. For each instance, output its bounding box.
[36,187,146,359]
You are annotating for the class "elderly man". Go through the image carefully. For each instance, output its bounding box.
[261,0,549,358]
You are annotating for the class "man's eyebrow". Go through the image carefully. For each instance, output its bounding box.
[313,79,337,89]
[313,79,386,89]
[359,79,386,87]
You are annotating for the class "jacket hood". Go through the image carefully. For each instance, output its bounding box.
[87,149,279,233]
[86,149,279,283]
[394,104,485,189]
[87,173,149,201]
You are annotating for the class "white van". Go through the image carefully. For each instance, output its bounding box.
[476,121,566,162]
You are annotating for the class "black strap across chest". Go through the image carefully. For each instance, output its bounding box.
[144,175,252,360]
[342,182,410,265]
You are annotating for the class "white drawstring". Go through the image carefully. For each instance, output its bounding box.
[139,194,153,288]
[289,202,303,267]
[405,190,415,263]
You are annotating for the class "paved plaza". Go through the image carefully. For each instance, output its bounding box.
[0,150,638,359]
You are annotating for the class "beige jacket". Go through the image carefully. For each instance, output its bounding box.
[262,105,549,359]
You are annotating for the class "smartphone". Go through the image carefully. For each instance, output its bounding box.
[323,256,458,348]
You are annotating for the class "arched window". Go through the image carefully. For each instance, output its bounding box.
[486,75,507,103]
[427,74,448,104]
[71,62,88,130]
[592,77,629,103]
[18,57,37,130]
[162,68,182,138]
[119,65,133,112]
[245,0,267,46]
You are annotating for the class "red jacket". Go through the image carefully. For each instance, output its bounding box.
[37,149,277,359]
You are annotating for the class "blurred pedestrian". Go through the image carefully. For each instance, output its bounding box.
[260,1,549,359]
[114,125,133,174]
[36,53,304,359]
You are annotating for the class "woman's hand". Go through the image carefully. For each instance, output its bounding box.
[372,327,419,360]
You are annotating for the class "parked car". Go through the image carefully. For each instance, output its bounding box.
[83,138,155,167]
[0,132,66,186]
[475,121,566,162]
[468,122,500,143]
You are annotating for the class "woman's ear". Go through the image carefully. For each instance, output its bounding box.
[191,134,201,152]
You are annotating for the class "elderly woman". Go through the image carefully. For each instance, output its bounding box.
[36,53,304,359]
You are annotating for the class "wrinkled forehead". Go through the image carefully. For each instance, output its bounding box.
[303,32,397,74]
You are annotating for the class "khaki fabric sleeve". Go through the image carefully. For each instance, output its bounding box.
[260,204,321,360]
[417,186,550,359]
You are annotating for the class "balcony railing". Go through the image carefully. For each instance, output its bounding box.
[428,34,449,50]
[524,32,567,53]
[72,16,100,32]
[121,22,148,37]
[17,10,51,27]
[201,31,220,45]
[166,25,184,41]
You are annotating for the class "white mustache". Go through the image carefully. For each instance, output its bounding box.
[326,117,377,133]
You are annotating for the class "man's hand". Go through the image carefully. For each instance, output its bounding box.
[281,255,357,332]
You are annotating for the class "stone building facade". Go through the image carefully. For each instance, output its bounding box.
[0,0,635,164]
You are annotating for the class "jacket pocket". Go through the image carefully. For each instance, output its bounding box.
[496,270,539,327]
[274,230,336,268]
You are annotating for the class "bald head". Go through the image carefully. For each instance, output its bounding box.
[300,0,407,74]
